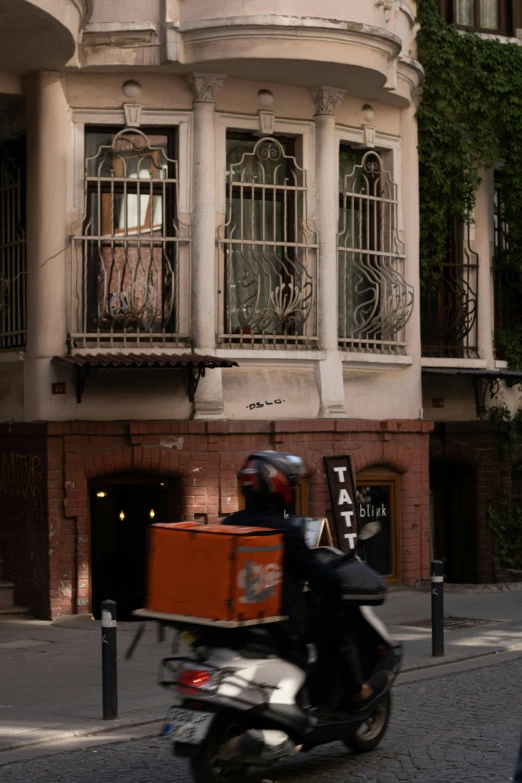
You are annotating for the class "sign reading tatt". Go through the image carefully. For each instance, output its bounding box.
[324,455,359,553]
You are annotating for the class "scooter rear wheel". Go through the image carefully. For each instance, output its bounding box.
[344,692,391,754]
[190,721,248,783]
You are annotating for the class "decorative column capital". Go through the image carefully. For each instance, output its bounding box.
[311,87,346,116]
[188,73,226,104]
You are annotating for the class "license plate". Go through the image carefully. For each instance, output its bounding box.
[162,707,213,743]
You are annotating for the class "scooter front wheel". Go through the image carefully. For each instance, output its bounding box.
[190,720,248,783]
[344,692,391,754]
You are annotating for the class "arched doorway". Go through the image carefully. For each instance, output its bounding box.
[89,474,180,620]
[430,459,478,583]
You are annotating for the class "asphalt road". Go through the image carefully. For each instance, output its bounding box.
[1,657,521,783]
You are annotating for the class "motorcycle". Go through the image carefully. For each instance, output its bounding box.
[155,535,402,783]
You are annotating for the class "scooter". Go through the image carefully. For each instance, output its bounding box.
[155,537,402,783]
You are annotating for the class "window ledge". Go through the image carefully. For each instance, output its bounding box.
[341,353,413,371]
[495,360,509,370]
[0,350,25,364]
[458,29,522,45]
[421,357,487,370]
[215,348,326,365]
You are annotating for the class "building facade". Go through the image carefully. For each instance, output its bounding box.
[0,0,432,619]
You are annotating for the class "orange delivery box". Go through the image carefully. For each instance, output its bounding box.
[146,522,284,622]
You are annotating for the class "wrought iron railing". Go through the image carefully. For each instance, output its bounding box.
[337,150,413,354]
[70,128,190,350]
[0,144,26,350]
[421,224,478,358]
[218,136,318,349]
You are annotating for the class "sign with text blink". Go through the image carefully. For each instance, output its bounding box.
[324,455,359,553]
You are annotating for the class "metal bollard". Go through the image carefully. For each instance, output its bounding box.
[101,599,118,720]
[431,560,444,657]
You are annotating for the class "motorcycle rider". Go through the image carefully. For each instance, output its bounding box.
[224,450,388,713]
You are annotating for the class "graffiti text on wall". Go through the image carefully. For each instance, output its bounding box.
[0,453,42,499]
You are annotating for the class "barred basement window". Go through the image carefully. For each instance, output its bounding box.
[218,133,318,349]
[71,127,190,349]
[337,148,414,354]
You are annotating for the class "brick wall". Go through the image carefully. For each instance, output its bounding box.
[0,423,50,616]
[1,419,432,618]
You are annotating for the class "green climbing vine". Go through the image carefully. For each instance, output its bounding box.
[487,404,522,569]
[416,0,522,365]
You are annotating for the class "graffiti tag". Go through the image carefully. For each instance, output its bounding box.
[246,399,286,410]
[0,453,42,499]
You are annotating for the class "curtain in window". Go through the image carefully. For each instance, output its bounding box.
[455,0,474,25]
[480,0,499,29]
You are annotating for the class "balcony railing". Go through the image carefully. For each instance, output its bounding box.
[70,128,190,350]
[0,143,26,351]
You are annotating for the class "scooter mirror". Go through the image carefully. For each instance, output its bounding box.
[359,521,382,541]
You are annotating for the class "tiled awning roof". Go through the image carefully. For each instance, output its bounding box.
[52,353,238,370]
[51,353,238,403]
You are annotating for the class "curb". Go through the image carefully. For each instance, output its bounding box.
[415,580,522,594]
[0,715,164,754]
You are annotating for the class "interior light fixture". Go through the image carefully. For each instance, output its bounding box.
[149,509,156,519]
[96,491,108,498]
[119,510,125,521]
[160,482,165,487]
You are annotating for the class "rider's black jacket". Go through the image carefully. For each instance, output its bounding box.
[224,508,342,637]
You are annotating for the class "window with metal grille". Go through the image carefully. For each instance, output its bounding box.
[0,140,26,350]
[71,127,190,350]
[218,133,318,349]
[492,172,522,360]
[337,147,413,354]
[421,219,478,358]
[439,0,514,34]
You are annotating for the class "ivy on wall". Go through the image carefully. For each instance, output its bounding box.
[416,0,522,365]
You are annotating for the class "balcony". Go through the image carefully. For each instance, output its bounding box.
[166,0,421,105]
[0,0,90,72]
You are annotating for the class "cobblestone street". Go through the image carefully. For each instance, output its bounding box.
[1,657,520,783]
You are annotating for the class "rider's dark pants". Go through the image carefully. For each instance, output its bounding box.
[312,606,364,696]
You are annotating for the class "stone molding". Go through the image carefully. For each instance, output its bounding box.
[188,73,226,103]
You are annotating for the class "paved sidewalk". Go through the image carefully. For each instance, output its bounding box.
[0,587,520,753]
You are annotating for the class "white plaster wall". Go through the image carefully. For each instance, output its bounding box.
[47,369,193,421]
[0,363,24,421]
[65,73,193,111]
[90,0,161,24]
[344,368,422,420]
[223,367,320,420]
[422,376,477,422]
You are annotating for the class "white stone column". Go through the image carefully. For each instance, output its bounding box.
[311,87,347,418]
[400,104,423,417]
[188,73,226,419]
[24,71,69,422]
[474,169,495,367]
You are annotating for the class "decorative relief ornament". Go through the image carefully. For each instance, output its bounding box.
[310,87,346,116]
[123,103,142,127]
[188,73,226,103]
[376,0,395,24]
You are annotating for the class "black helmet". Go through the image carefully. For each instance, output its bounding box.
[239,451,308,510]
